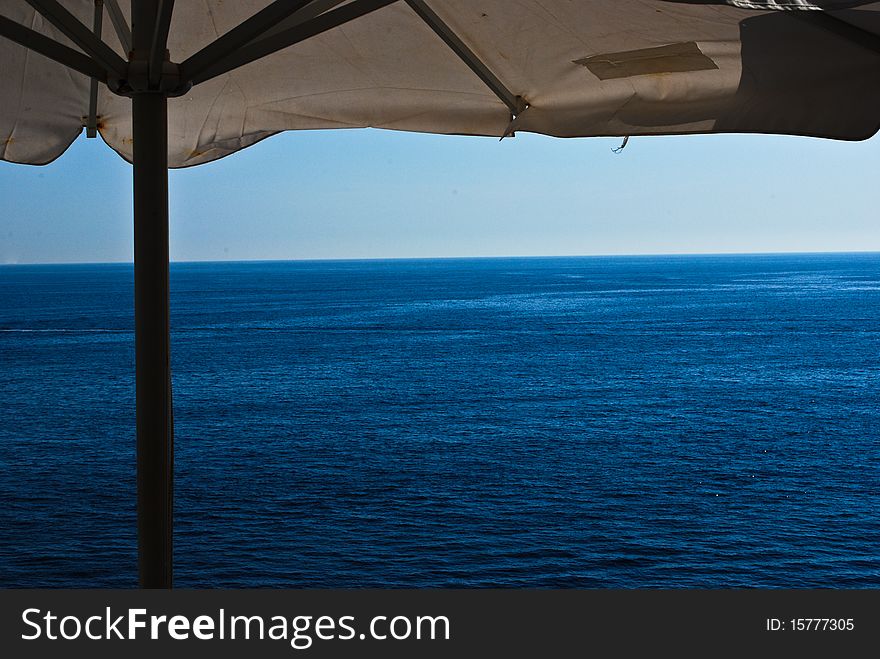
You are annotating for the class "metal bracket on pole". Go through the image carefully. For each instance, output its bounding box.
[112,0,186,99]
[404,0,526,117]
[24,0,128,80]
[86,0,104,138]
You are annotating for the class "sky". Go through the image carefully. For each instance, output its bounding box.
[0,126,878,264]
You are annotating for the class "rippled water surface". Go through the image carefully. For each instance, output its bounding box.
[1,254,878,587]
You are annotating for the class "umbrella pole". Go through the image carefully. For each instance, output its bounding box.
[132,89,173,589]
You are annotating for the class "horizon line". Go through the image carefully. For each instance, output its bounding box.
[2,249,879,267]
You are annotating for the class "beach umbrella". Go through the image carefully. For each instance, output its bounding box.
[1,0,878,588]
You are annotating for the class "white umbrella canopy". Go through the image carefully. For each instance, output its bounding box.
[1,1,879,589]
[2,0,880,167]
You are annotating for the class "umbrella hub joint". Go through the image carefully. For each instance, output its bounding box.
[109,50,192,98]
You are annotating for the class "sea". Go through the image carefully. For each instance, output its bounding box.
[0,254,878,588]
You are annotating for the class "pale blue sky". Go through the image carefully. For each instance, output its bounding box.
[1,127,878,264]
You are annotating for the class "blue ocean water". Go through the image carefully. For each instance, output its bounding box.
[0,254,878,588]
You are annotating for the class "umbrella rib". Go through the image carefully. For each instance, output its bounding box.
[24,0,128,79]
[87,1,104,138]
[790,10,880,55]
[149,0,175,87]
[104,0,132,55]
[256,0,351,42]
[184,0,399,86]
[179,0,318,83]
[403,0,525,116]
[0,13,108,82]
